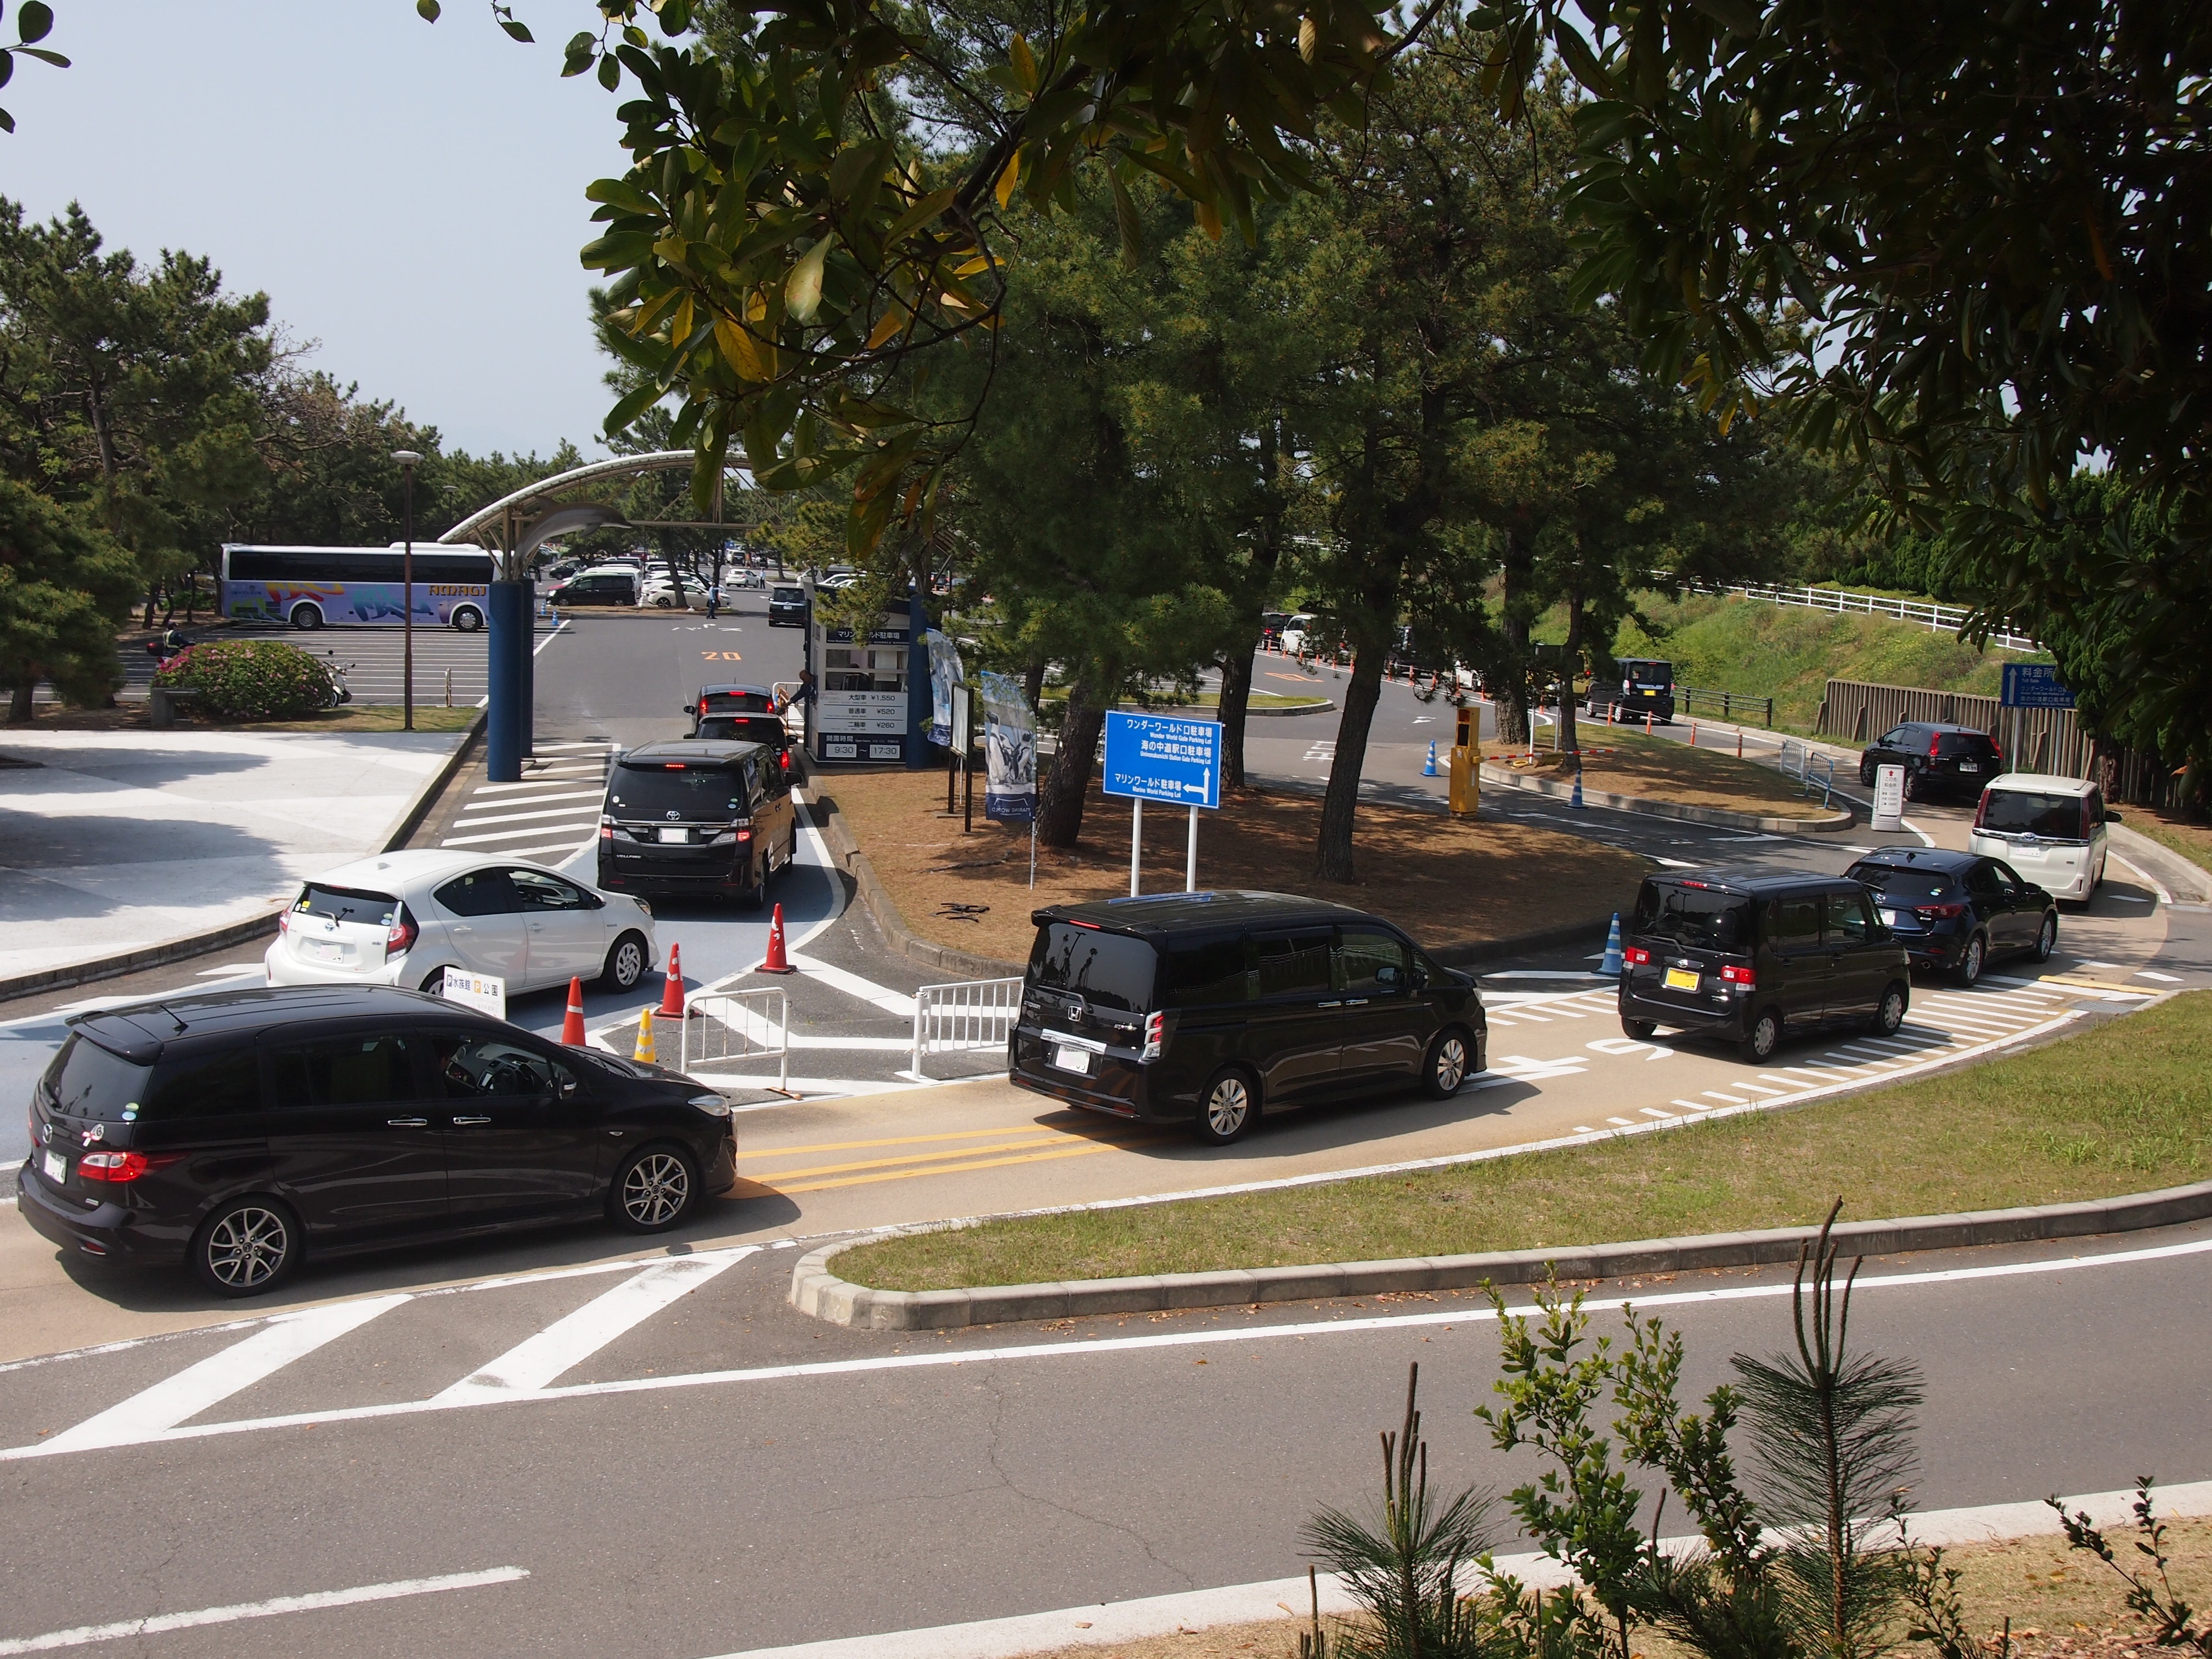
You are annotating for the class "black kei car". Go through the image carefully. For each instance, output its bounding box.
[18,986,737,1297]
[1589,658,1676,724]
[597,739,800,907]
[1858,722,2005,802]
[1008,891,1488,1144]
[1843,848,2058,985]
[1616,872,1912,1062]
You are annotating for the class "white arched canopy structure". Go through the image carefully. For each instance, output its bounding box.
[437,450,755,550]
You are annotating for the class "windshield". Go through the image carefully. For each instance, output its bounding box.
[42,1034,154,1121]
[607,765,745,819]
[1980,791,2084,837]
[1028,924,1157,1014]
[1632,882,1754,952]
[1849,864,1959,898]
[292,884,401,928]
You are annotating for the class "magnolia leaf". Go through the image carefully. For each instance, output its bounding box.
[882,187,956,247]
[1108,164,1144,269]
[865,305,909,351]
[787,236,831,322]
[603,380,664,436]
[715,317,768,382]
[415,0,441,19]
[1009,33,1039,97]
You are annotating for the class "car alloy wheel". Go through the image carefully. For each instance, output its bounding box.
[1873,984,1908,1036]
[1424,1030,1470,1098]
[612,1148,693,1231]
[1740,1009,1781,1063]
[1860,759,1877,785]
[1954,933,1986,986]
[2034,915,2057,962]
[601,932,647,992]
[196,1201,295,1296]
[1197,1071,1256,1144]
[419,969,449,996]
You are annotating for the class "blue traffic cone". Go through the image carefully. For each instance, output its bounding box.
[1571,769,1585,809]
[1423,740,1438,777]
[1599,912,1624,976]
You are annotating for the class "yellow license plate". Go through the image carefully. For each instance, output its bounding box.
[1664,967,1701,991]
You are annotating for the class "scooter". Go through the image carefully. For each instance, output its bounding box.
[323,656,355,706]
[144,629,194,665]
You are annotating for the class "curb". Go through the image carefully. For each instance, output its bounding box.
[2106,822,2211,904]
[789,1177,2212,1330]
[0,710,486,1006]
[1118,701,1336,719]
[1480,761,1854,834]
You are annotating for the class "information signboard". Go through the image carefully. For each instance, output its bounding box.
[441,967,507,1021]
[1102,712,1222,809]
[1871,763,1905,832]
[2001,663,2075,709]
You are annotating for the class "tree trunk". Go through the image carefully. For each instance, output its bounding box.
[1222,414,1287,790]
[1557,587,1583,757]
[142,585,159,630]
[1036,671,1109,849]
[1218,650,1257,788]
[1495,529,1533,747]
[1313,641,1386,884]
[1022,658,1046,714]
[8,681,34,724]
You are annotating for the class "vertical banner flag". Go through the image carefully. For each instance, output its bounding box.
[925,630,964,746]
[979,670,1036,823]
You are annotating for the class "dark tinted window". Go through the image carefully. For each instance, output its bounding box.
[1159,938,1249,1008]
[1937,731,1998,757]
[42,1035,153,1121]
[1964,861,2005,897]
[430,1034,571,1099]
[1632,882,1754,952]
[1980,790,2085,837]
[292,884,401,927]
[695,715,786,746]
[1825,890,1872,944]
[772,587,804,603]
[435,868,522,918]
[1769,897,1821,947]
[1336,927,1410,995]
[139,1046,263,1122]
[700,690,776,714]
[1624,661,1673,687]
[1848,862,1957,899]
[1991,860,2027,889]
[607,764,744,817]
[268,1035,419,1108]
[1252,930,1334,997]
[1028,924,1157,1013]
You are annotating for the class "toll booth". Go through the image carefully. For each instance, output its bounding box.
[804,584,929,765]
[1449,703,1479,817]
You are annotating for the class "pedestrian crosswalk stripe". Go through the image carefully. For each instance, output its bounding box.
[459,789,604,812]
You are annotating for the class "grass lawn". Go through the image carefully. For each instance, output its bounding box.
[1486,728,1835,819]
[837,990,2212,1292]
[244,705,480,733]
[2125,805,2212,883]
[1006,1518,2212,1659]
[819,768,1646,967]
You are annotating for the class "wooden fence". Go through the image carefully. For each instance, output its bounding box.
[1814,678,2092,777]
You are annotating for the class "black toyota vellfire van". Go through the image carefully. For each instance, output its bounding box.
[1008,891,1487,1144]
[596,740,799,907]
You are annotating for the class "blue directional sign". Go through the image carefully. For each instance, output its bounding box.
[2001,662,2076,710]
[1102,711,1222,809]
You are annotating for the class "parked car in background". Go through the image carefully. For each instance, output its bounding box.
[769,585,808,627]
[18,985,736,1296]
[1009,891,1487,1143]
[1858,721,2005,802]
[1278,613,1321,655]
[548,567,640,607]
[1616,871,1912,1060]
[596,739,799,907]
[1967,774,2114,902]
[266,851,658,997]
[1844,848,2059,984]
[641,571,706,609]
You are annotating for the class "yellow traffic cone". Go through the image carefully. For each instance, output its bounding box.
[633,1006,657,1065]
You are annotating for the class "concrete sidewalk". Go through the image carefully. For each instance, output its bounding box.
[0,729,469,984]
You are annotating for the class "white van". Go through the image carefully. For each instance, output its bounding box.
[1967,773,2117,902]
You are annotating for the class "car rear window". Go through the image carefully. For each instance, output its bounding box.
[41,1034,154,1121]
[700,690,776,714]
[772,587,804,603]
[1980,790,2086,838]
[1936,732,1998,757]
[1848,863,1959,899]
[1625,662,1673,686]
[1632,881,1755,952]
[291,884,401,927]
[1028,924,1158,1013]
[607,763,744,817]
[695,716,787,746]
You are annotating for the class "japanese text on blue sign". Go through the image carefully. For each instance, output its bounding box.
[2001,663,2075,710]
[1102,712,1222,809]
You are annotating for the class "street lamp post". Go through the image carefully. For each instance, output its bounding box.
[392,450,424,731]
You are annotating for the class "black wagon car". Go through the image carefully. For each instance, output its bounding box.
[596,738,799,906]
[1590,658,1675,724]
[546,568,639,607]
[1857,722,2005,802]
[683,683,797,783]
[1617,871,1912,1061]
[1008,891,1487,1144]
[1843,848,2058,985]
[768,585,808,627]
[18,986,737,1297]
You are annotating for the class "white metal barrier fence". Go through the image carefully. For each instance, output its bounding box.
[679,988,793,1096]
[1704,582,2040,652]
[1776,738,1838,807]
[911,977,1024,1080]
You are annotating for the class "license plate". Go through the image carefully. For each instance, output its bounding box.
[1663,967,1700,991]
[305,939,343,962]
[657,827,688,843]
[41,1149,66,1184]
[1957,761,1978,772]
[1880,909,1900,927]
[1051,1044,1091,1075]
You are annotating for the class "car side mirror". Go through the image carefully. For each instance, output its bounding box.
[2105,809,2123,823]
[682,703,694,715]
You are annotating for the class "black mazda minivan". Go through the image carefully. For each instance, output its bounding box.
[18,986,737,1297]
[1008,891,1487,1143]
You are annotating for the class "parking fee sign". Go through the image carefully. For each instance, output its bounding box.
[1102,711,1223,809]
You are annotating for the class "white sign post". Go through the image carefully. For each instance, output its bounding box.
[1871,763,1905,832]
[441,967,507,1020]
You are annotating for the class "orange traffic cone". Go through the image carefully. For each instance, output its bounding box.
[658,941,687,1019]
[560,977,586,1046]
[761,902,794,973]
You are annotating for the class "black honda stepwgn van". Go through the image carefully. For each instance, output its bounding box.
[596,738,799,907]
[18,985,738,1297]
[1616,872,1912,1062]
[1008,891,1487,1144]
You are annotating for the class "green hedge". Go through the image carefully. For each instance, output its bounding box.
[153,640,337,720]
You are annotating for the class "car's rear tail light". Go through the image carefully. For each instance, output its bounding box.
[1915,901,1966,921]
[1720,964,1756,986]
[78,1151,180,1183]
[1929,732,1942,757]
[734,827,752,842]
[386,915,418,957]
[1624,946,1651,965]
[1141,1011,1164,1062]
[276,909,291,934]
[1972,793,1989,830]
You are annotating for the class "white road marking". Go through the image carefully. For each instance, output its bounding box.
[1897,815,1938,848]
[1700,1091,1748,1105]
[38,1296,409,1454]
[2137,969,2184,983]
[444,804,605,831]
[0,1567,531,1656]
[441,819,601,847]
[2106,852,2174,905]
[458,789,604,812]
[1637,1106,1674,1118]
[1606,1116,1633,1126]
[432,1249,751,1401]
[784,953,918,1019]
[1670,1099,1712,1111]
[1573,1125,1594,1133]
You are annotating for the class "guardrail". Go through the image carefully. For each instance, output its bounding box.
[911,977,1023,1080]
[1678,685,1774,726]
[1776,738,1837,807]
[1706,582,2040,652]
[680,988,793,1096]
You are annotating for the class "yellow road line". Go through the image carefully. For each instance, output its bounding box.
[770,1137,1164,1195]
[743,1125,1085,1158]
[747,1135,1076,1182]
[2038,976,2156,995]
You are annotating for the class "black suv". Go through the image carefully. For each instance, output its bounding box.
[1617,872,1911,1061]
[683,683,797,783]
[1590,658,1675,724]
[1008,891,1487,1143]
[1858,722,2004,802]
[768,585,808,627]
[597,739,799,906]
[1843,848,2058,985]
[18,986,737,1297]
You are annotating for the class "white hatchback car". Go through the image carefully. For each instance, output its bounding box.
[264,850,659,997]
[1967,772,2115,903]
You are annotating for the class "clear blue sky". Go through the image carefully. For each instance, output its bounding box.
[3,2,639,461]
